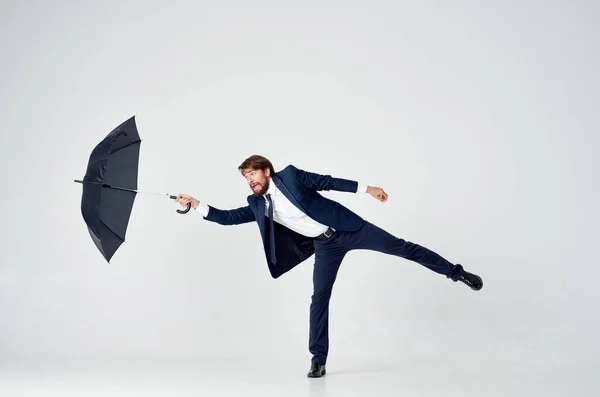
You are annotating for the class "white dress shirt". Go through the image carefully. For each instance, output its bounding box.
[195,180,368,238]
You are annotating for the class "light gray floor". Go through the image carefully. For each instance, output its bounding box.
[1,357,597,397]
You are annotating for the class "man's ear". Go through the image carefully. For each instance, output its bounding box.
[265,168,270,177]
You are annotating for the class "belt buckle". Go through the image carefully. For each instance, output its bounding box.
[323,227,334,238]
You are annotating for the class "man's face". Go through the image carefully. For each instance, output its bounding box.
[242,167,271,196]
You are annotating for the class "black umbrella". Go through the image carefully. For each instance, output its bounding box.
[74,115,190,262]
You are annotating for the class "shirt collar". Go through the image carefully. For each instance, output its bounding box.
[264,177,276,198]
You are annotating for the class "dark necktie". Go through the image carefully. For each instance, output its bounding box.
[265,194,277,265]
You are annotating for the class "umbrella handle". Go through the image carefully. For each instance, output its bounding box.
[169,195,192,214]
[177,202,192,214]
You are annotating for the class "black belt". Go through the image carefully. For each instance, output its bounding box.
[314,227,336,241]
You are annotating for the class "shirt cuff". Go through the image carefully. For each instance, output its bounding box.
[357,183,368,193]
[195,203,210,217]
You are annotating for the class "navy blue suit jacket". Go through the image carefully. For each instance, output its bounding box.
[202,164,365,278]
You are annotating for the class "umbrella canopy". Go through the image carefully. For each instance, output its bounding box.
[74,116,191,263]
[77,116,141,262]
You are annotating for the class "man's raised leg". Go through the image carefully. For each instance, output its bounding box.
[346,220,482,289]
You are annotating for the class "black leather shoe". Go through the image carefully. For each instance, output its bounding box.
[459,271,483,291]
[307,362,326,378]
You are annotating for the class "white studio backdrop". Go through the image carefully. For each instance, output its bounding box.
[0,0,598,381]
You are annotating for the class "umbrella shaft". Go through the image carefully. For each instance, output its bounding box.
[74,179,176,199]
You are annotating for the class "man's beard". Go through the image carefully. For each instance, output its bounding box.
[253,179,270,196]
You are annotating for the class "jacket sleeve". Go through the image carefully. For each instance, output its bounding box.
[203,204,255,225]
[290,164,359,193]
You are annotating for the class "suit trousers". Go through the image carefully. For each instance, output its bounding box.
[309,219,464,364]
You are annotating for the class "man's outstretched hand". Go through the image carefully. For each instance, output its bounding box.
[176,194,199,209]
[367,186,388,202]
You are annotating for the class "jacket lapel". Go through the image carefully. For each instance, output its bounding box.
[254,195,266,239]
[272,174,307,214]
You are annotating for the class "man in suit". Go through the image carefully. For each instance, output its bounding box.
[176,154,483,378]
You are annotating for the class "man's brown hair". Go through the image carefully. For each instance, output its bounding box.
[238,154,275,176]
